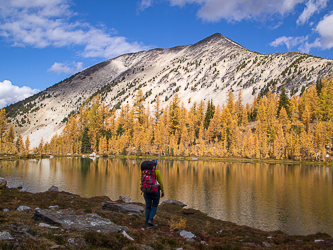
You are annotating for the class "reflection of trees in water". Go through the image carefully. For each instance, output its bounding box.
[0,158,332,235]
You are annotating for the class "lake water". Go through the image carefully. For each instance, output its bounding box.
[0,157,332,236]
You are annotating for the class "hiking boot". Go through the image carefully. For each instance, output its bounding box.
[148,220,157,227]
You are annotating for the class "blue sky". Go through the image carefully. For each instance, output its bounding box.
[1,0,332,108]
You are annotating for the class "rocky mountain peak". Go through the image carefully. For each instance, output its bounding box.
[5,33,333,147]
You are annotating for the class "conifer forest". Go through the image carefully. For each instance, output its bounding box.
[1,77,333,161]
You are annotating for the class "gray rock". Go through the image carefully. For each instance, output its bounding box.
[48,185,60,192]
[49,205,59,210]
[180,230,196,239]
[0,177,7,189]
[33,209,126,233]
[3,208,9,213]
[122,231,134,241]
[17,185,23,190]
[160,200,187,207]
[139,245,155,250]
[0,231,14,240]
[101,201,144,216]
[119,195,136,203]
[262,242,271,247]
[39,223,59,229]
[17,206,31,212]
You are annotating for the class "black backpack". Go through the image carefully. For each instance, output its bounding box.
[140,161,158,193]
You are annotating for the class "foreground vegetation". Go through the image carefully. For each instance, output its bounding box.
[1,77,333,162]
[0,187,332,249]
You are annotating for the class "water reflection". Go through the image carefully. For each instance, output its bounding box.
[0,158,332,236]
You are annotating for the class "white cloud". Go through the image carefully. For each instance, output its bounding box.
[270,12,333,53]
[0,80,39,108]
[47,62,84,74]
[140,0,154,10]
[270,36,308,50]
[297,0,328,25]
[315,12,333,49]
[143,0,307,22]
[0,0,150,59]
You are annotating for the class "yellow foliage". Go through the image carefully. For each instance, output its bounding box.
[168,216,186,231]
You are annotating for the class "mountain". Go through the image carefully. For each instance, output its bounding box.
[5,33,333,147]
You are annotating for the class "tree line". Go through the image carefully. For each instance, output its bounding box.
[1,77,332,161]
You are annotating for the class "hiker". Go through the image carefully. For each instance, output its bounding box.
[141,159,164,226]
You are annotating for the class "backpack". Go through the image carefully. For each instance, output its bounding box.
[140,161,158,193]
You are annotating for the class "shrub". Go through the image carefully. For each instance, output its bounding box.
[168,216,186,231]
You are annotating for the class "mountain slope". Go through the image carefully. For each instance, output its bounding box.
[5,33,333,147]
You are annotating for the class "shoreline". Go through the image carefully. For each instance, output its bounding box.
[1,153,333,166]
[0,187,332,249]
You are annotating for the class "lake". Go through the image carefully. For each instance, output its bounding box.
[0,157,332,236]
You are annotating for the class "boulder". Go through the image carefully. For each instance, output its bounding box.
[33,209,127,233]
[0,231,14,240]
[101,201,144,216]
[0,177,7,189]
[47,185,60,192]
[119,196,136,203]
[180,230,196,239]
[16,206,31,212]
[160,200,187,207]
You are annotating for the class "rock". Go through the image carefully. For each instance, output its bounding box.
[67,237,88,247]
[39,223,59,229]
[180,230,196,239]
[3,209,9,213]
[119,195,136,203]
[139,245,154,250]
[262,242,271,247]
[17,185,23,190]
[48,185,60,192]
[0,177,7,189]
[122,231,134,241]
[101,201,144,216]
[49,205,59,210]
[160,200,187,207]
[191,158,198,160]
[16,206,31,212]
[0,231,14,240]
[33,209,127,233]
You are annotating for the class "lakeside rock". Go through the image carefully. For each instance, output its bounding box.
[0,177,7,189]
[47,185,60,192]
[101,201,144,216]
[161,200,187,207]
[33,209,127,233]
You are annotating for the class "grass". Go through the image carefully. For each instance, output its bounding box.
[0,188,332,249]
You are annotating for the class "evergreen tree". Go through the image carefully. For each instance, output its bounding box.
[277,87,291,118]
[204,99,215,129]
[81,126,91,153]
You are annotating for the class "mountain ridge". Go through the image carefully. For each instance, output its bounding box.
[5,33,333,148]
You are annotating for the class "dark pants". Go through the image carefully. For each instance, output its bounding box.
[143,191,160,225]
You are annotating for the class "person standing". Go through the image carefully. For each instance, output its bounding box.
[141,159,164,227]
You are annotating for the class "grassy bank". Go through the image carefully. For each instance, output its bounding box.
[0,187,332,249]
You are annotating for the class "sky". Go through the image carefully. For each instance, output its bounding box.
[0,0,333,108]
